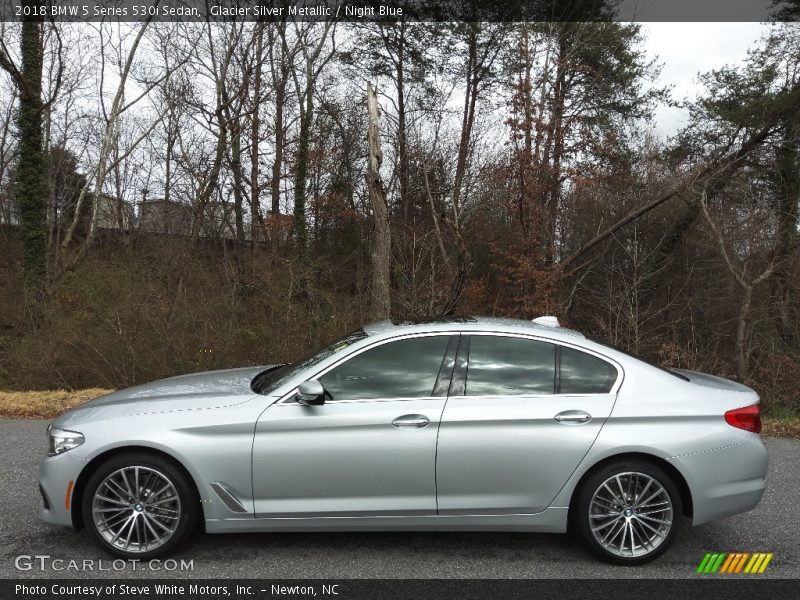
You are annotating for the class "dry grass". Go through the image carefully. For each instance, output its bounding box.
[1,389,799,439]
[0,389,113,419]
[762,417,800,440]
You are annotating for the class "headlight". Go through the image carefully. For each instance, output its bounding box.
[47,425,84,456]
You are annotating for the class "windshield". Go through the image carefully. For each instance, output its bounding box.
[250,328,368,395]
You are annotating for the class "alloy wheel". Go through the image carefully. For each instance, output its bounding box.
[588,471,673,558]
[91,466,182,553]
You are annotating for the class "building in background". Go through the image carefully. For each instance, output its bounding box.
[138,197,191,235]
[94,194,134,231]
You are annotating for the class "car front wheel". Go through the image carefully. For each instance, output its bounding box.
[574,459,682,565]
[82,452,199,559]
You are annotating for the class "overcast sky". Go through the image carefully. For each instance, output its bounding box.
[641,22,771,137]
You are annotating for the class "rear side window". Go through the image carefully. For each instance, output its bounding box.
[465,336,555,396]
[321,335,450,400]
[559,346,617,394]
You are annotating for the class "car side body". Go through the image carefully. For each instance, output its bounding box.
[38,317,768,562]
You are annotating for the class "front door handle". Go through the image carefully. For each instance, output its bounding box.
[554,410,592,424]
[392,414,430,429]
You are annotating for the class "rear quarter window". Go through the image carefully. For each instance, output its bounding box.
[559,346,617,394]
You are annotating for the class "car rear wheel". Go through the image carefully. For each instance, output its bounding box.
[82,452,199,559]
[574,459,682,565]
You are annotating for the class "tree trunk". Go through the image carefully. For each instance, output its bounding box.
[545,30,569,264]
[270,41,286,217]
[4,9,46,280]
[164,117,175,222]
[293,82,312,248]
[451,25,482,221]
[366,83,391,319]
[396,24,409,221]
[227,116,246,244]
[287,21,334,250]
[736,284,753,379]
[250,22,265,247]
[771,116,800,343]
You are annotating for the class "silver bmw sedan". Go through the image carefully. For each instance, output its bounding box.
[38,316,768,565]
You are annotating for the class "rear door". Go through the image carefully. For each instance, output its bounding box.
[435,333,620,514]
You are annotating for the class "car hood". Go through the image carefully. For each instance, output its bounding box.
[54,365,272,428]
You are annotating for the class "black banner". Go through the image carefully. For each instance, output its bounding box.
[3,579,800,600]
[0,0,798,23]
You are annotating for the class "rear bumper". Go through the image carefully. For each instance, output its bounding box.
[38,451,86,528]
[669,433,768,525]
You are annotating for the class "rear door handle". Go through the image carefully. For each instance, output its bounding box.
[392,414,430,429]
[554,410,592,424]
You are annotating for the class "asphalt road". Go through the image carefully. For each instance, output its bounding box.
[1,419,798,579]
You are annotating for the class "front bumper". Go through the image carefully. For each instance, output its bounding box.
[38,451,87,528]
[669,433,768,526]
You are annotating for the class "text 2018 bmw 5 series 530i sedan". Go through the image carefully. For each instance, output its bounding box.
[38,316,768,565]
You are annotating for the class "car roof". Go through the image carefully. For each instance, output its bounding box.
[362,316,586,342]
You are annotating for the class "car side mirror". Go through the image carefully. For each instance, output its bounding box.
[296,380,326,406]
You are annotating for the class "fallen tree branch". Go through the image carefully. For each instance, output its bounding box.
[558,113,786,272]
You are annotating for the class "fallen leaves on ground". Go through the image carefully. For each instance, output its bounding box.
[0,389,113,419]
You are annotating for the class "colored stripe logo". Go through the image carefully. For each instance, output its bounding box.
[697,552,773,574]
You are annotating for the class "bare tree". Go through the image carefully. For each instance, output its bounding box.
[248,20,266,246]
[59,19,190,270]
[366,83,390,318]
[698,186,775,378]
[266,20,296,221]
[288,21,336,248]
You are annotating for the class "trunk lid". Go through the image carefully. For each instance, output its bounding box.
[672,369,756,395]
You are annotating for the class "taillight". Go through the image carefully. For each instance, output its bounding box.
[724,404,761,433]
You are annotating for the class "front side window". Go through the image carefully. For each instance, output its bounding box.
[320,336,450,400]
[465,336,555,396]
[558,346,617,394]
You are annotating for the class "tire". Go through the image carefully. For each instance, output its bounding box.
[82,451,199,559]
[573,459,683,565]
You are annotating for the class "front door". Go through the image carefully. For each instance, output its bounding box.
[252,334,456,517]
[436,334,619,514]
